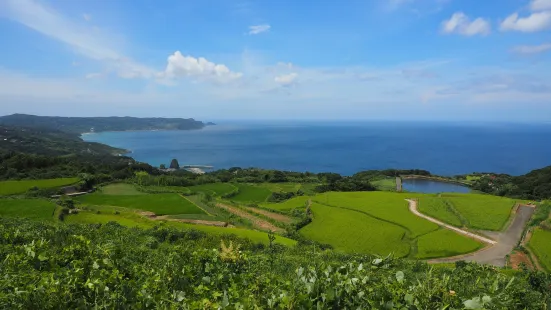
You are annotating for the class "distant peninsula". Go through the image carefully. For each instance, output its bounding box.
[0,114,207,134]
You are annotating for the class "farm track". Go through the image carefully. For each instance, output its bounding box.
[244,207,294,224]
[178,194,212,216]
[407,199,496,245]
[409,200,536,267]
[216,203,285,233]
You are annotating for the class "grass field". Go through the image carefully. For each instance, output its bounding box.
[229,184,272,202]
[442,194,517,231]
[371,178,396,191]
[0,178,79,196]
[315,192,438,237]
[188,183,237,196]
[261,196,311,211]
[300,202,410,257]
[65,210,155,228]
[76,193,206,216]
[418,196,463,227]
[0,199,56,220]
[528,228,551,272]
[100,183,145,195]
[415,229,483,259]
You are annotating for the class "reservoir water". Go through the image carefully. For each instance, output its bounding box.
[82,121,551,176]
[401,178,471,194]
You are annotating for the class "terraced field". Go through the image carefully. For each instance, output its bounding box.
[0,199,56,220]
[257,183,302,192]
[442,194,517,231]
[76,193,206,216]
[100,183,145,195]
[315,192,438,237]
[416,229,483,259]
[300,202,410,257]
[230,184,272,202]
[528,228,551,271]
[188,183,237,196]
[418,196,463,227]
[0,178,79,196]
[261,196,311,211]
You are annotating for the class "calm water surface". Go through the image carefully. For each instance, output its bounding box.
[82,121,551,176]
[402,178,471,194]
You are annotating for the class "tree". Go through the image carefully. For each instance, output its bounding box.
[160,164,166,169]
[169,159,180,169]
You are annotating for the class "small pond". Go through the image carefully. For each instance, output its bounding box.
[402,178,471,194]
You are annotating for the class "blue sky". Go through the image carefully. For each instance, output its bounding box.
[1,0,551,121]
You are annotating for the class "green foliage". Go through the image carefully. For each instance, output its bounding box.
[371,177,397,191]
[415,229,483,259]
[470,166,551,200]
[0,198,56,220]
[230,184,272,202]
[0,217,549,308]
[529,202,551,227]
[0,178,79,196]
[267,191,297,202]
[76,193,206,216]
[300,202,411,257]
[528,228,551,272]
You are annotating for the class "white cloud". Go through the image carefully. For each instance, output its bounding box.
[83,13,91,21]
[162,51,242,82]
[248,24,270,35]
[511,43,551,54]
[274,73,298,86]
[441,12,491,36]
[531,0,551,11]
[500,11,551,32]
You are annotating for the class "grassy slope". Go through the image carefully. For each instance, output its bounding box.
[230,184,272,202]
[300,202,410,257]
[442,193,517,231]
[371,178,396,191]
[0,178,79,196]
[528,228,551,272]
[256,183,302,192]
[315,191,438,237]
[0,199,56,220]
[416,229,483,259]
[76,193,206,215]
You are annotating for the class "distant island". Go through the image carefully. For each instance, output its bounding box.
[0,114,208,134]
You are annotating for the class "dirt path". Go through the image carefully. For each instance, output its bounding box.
[406,199,497,245]
[424,204,536,267]
[244,207,294,224]
[216,203,284,233]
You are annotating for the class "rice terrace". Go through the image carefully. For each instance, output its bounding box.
[1,172,548,271]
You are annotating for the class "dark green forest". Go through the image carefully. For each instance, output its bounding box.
[0,114,206,133]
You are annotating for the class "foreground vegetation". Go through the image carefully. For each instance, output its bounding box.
[0,217,549,309]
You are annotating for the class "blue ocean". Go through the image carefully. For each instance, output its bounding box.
[82,121,551,176]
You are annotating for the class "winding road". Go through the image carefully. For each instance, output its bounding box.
[407,199,536,267]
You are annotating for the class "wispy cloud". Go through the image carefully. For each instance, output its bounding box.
[82,13,91,21]
[441,12,491,36]
[161,51,242,83]
[248,24,271,35]
[511,43,551,54]
[274,73,298,86]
